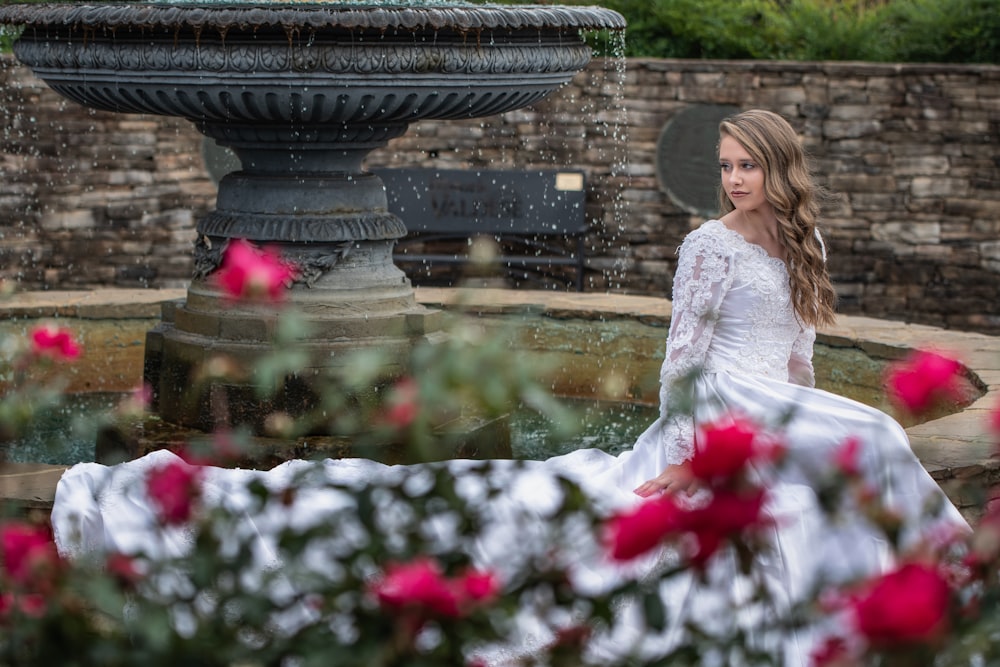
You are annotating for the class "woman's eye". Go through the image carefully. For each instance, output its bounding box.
[741,162,755,170]
[720,163,731,171]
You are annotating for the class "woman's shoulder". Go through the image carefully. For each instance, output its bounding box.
[678,219,734,256]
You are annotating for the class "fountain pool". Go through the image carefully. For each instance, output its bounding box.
[1,287,998,524]
[1,286,991,463]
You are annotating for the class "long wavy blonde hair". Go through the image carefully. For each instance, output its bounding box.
[717,109,837,327]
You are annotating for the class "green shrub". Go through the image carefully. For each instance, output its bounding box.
[558,0,999,62]
[879,0,1000,63]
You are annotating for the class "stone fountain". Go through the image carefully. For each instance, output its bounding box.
[0,2,625,434]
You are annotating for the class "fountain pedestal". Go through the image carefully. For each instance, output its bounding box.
[0,2,625,435]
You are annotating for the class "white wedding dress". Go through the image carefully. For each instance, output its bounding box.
[51,219,969,665]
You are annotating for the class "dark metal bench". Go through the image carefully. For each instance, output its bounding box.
[376,168,588,291]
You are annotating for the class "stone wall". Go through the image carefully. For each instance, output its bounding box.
[2,55,999,332]
[0,59,214,289]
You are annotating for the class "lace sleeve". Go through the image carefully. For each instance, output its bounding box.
[659,227,734,415]
[788,325,816,387]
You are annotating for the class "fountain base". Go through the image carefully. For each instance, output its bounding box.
[143,279,445,434]
[96,412,513,470]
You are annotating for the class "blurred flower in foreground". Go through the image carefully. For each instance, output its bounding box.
[0,592,46,620]
[690,416,781,487]
[370,557,500,621]
[885,349,963,415]
[145,459,204,525]
[605,495,683,562]
[29,323,80,361]
[0,522,60,588]
[605,485,769,568]
[683,488,769,567]
[809,635,856,667]
[851,562,951,648]
[105,552,144,588]
[381,376,420,429]
[215,238,295,301]
[831,436,862,477]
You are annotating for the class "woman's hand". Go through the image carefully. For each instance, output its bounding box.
[633,463,696,498]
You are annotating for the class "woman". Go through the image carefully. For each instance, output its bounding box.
[51,110,968,664]
[633,107,837,498]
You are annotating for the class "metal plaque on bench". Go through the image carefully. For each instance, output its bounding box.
[375,168,586,236]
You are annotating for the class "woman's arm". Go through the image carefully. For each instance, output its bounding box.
[635,227,733,496]
[658,227,734,418]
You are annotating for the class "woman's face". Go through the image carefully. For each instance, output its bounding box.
[719,135,769,214]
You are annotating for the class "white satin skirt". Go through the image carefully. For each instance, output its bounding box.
[51,371,969,665]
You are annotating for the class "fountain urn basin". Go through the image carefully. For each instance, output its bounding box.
[0,2,625,432]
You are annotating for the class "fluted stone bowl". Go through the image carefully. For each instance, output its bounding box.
[1,3,624,146]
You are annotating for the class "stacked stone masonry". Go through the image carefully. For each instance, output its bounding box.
[1,56,999,333]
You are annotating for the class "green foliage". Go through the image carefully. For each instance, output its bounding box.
[0,26,15,53]
[878,0,1000,63]
[3,0,998,62]
[558,0,1000,62]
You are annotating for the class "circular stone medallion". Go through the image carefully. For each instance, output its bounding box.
[655,104,740,218]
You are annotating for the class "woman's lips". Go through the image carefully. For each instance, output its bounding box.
[730,191,748,198]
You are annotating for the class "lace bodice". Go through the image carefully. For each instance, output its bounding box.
[656,220,816,460]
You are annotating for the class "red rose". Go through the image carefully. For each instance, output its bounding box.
[0,592,46,619]
[809,635,855,667]
[145,460,203,525]
[458,568,501,604]
[604,495,685,562]
[852,562,951,647]
[684,488,769,566]
[371,558,462,618]
[690,417,760,485]
[886,349,963,416]
[0,522,60,587]
[215,238,295,301]
[29,324,81,360]
[106,552,144,587]
[832,436,862,477]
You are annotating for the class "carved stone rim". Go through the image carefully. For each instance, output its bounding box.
[0,3,627,32]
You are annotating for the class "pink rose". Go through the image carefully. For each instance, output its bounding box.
[458,568,501,604]
[0,592,46,619]
[809,635,855,667]
[106,552,143,587]
[371,558,462,618]
[886,349,963,415]
[852,562,951,647]
[371,558,502,621]
[690,417,760,485]
[145,459,203,525]
[604,495,683,562]
[215,238,295,301]
[0,522,60,587]
[684,488,769,567]
[832,436,862,477]
[29,324,81,360]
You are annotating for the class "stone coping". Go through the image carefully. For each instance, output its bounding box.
[2,287,999,518]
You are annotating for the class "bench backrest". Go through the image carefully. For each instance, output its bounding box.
[374,168,587,236]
